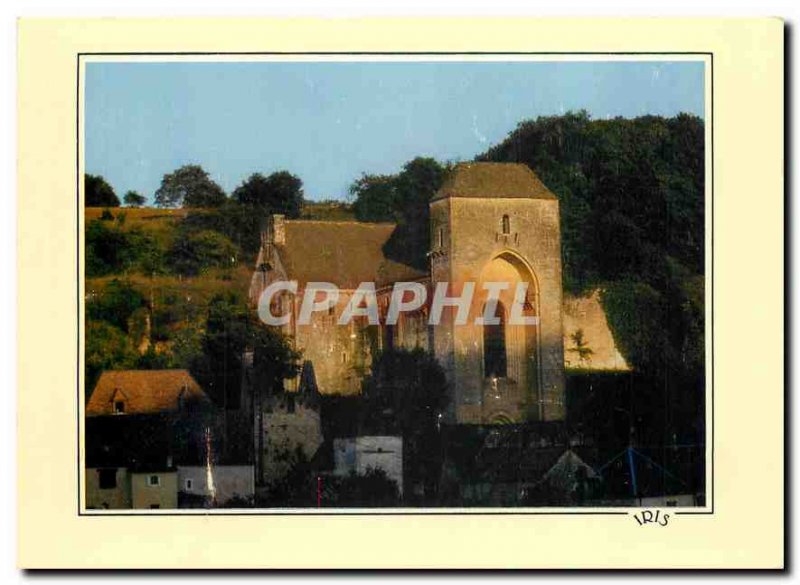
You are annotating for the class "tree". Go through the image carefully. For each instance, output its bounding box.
[569,329,595,363]
[478,112,705,401]
[85,219,161,277]
[350,174,397,222]
[85,174,120,207]
[384,157,449,269]
[86,279,146,333]
[167,229,239,276]
[362,348,448,434]
[123,190,146,207]
[361,348,449,501]
[232,171,303,218]
[84,320,138,397]
[155,165,227,208]
[190,292,300,409]
[327,468,401,507]
[136,345,172,370]
[349,157,448,269]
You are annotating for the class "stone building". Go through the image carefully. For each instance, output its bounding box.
[249,162,626,427]
[257,382,324,487]
[429,163,564,423]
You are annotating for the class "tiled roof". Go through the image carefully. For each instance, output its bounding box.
[86,369,209,416]
[433,162,557,201]
[277,220,427,289]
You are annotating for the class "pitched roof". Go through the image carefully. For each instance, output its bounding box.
[433,162,557,201]
[277,220,427,289]
[86,369,210,416]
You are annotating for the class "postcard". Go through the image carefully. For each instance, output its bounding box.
[17,18,784,569]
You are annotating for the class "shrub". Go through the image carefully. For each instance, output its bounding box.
[168,229,239,276]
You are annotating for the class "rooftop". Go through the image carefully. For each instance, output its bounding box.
[433,162,557,201]
[276,220,427,289]
[86,369,210,417]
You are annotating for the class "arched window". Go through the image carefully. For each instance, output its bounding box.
[483,301,507,378]
[501,215,511,235]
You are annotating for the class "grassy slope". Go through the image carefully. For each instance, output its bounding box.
[85,206,252,318]
[299,200,356,221]
[85,201,356,303]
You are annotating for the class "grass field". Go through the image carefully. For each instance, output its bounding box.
[85,206,254,308]
[84,201,356,307]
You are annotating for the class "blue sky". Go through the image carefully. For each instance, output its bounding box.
[85,60,705,202]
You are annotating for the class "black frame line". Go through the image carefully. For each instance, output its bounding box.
[75,51,714,518]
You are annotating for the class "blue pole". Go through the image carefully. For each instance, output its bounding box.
[627,446,638,500]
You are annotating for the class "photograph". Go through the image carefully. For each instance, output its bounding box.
[81,57,709,512]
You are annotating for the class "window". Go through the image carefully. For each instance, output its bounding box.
[98,468,117,490]
[148,475,160,487]
[437,227,444,248]
[150,504,160,509]
[185,479,193,491]
[113,401,125,414]
[501,215,511,235]
[483,301,507,378]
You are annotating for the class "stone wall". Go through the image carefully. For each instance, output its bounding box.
[260,399,323,485]
[563,290,630,372]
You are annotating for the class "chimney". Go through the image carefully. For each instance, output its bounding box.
[268,214,286,246]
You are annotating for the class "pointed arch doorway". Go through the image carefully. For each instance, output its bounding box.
[477,251,541,422]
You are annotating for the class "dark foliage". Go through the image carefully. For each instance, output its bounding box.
[324,467,401,507]
[84,320,138,397]
[478,111,704,293]
[85,219,163,277]
[361,347,448,434]
[232,171,303,218]
[256,446,317,507]
[361,348,449,502]
[350,174,397,222]
[167,228,239,276]
[350,157,450,270]
[123,190,146,207]
[181,201,262,260]
[155,164,227,208]
[189,292,300,409]
[85,174,120,207]
[86,279,146,332]
[479,111,705,446]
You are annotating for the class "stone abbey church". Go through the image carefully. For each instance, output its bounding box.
[249,162,628,426]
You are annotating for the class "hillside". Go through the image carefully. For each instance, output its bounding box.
[476,111,706,443]
[84,201,353,400]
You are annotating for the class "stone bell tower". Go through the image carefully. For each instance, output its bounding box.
[428,162,565,425]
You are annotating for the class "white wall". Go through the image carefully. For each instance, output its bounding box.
[177,465,255,504]
[333,436,403,495]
